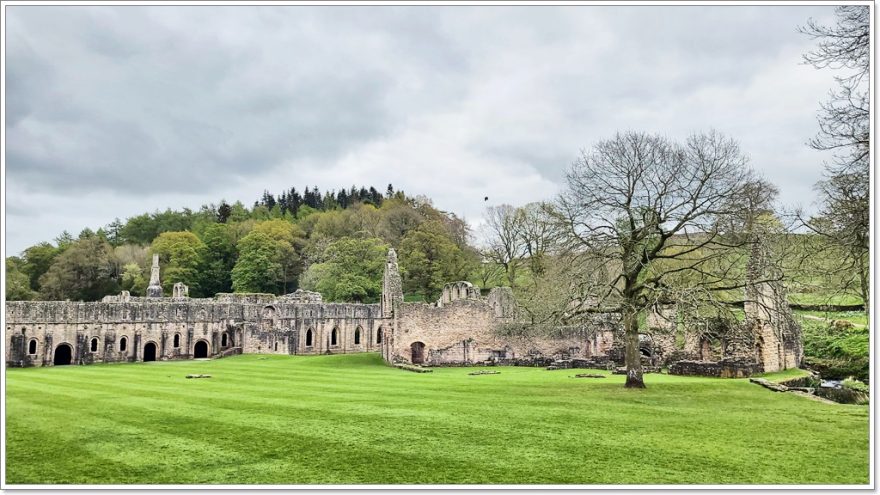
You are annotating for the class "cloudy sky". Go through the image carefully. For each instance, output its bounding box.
[5,5,839,255]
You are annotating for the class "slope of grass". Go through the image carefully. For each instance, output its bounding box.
[5,353,869,485]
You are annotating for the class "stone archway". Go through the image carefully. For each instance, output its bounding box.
[194,340,209,359]
[411,341,426,365]
[53,344,73,366]
[143,342,157,362]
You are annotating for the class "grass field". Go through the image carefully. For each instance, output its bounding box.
[5,353,869,485]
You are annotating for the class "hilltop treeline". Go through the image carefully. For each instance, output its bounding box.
[5,184,480,303]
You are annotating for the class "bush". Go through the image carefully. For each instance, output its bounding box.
[842,377,869,393]
[800,317,869,381]
[803,356,869,382]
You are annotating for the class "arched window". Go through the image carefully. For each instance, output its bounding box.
[222,333,228,346]
[119,337,128,352]
[354,327,361,345]
[306,329,313,347]
[376,327,383,344]
[331,328,338,346]
[173,334,180,348]
[28,339,37,355]
[274,342,278,351]
[90,338,99,352]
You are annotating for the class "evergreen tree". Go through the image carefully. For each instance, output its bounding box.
[105,218,124,246]
[217,201,232,223]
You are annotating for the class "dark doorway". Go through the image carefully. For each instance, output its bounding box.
[173,334,180,347]
[194,340,209,358]
[331,328,338,346]
[376,328,382,344]
[143,342,157,362]
[354,328,361,345]
[28,339,37,355]
[306,329,313,347]
[53,344,73,366]
[411,342,426,365]
[221,333,228,347]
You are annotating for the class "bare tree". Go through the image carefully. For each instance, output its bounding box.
[798,6,870,316]
[800,5,870,171]
[481,205,527,288]
[516,202,562,281]
[552,130,758,388]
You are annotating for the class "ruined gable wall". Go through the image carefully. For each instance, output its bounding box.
[391,299,610,365]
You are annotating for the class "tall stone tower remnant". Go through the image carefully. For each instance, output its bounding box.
[146,254,163,298]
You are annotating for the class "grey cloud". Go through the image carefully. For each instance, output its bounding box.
[5,5,841,255]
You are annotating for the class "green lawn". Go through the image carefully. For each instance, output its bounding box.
[5,353,869,485]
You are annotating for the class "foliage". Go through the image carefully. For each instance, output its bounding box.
[229,220,303,294]
[150,232,207,296]
[398,221,477,300]
[38,237,119,301]
[5,354,869,484]
[198,223,237,297]
[5,257,37,301]
[119,262,148,296]
[20,242,59,291]
[799,316,868,381]
[231,231,286,294]
[299,237,388,303]
[841,377,869,393]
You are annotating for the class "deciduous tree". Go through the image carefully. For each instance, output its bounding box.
[553,130,757,388]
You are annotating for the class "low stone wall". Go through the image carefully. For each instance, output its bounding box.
[668,358,761,378]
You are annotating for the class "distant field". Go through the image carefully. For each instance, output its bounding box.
[5,354,869,485]
[794,309,869,327]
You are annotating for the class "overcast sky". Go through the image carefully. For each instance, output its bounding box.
[5,5,839,256]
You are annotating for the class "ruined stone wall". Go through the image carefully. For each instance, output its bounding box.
[5,298,386,368]
[389,298,613,366]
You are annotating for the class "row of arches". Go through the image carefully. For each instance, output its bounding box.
[49,339,212,366]
[28,336,130,356]
[303,326,383,349]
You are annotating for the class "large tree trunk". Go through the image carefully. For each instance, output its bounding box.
[623,305,645,389]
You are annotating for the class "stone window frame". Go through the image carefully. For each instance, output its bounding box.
[119,336,128,352]
[90,337,99,353]
[330,327,339,347]
[305,328,314,348]
[354,326,362,345]
[173,333,181,348]
[376,326,383,345]
[28,338,38,355]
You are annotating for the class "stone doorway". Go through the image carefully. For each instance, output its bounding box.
[410,341,426,365]
[194,340,209,358]
[143,342,157,362]
[53,344,73,366]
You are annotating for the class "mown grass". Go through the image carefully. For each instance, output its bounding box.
[795,309,869,327]
[5,353,869,485]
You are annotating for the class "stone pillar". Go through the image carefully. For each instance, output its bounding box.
[146,254,163,298]
[381,249,404,319]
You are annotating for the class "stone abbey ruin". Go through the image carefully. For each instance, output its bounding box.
[5,249,802,376]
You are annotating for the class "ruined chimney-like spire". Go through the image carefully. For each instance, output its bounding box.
[381,248,403,318]
[146,254,163,298]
